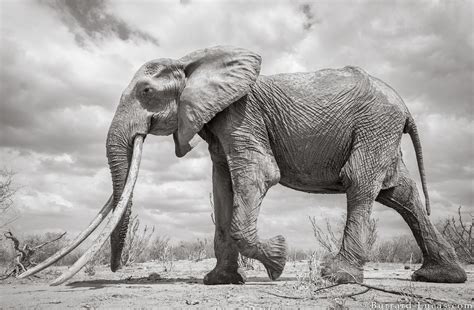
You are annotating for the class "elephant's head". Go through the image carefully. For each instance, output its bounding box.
[19,46,261,285]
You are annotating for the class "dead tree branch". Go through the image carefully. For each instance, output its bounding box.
[263,281,456,304]
[1,231,66,279]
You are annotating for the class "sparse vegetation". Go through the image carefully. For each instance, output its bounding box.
[172,238,213,262]
[371,235,422,263]
[293,251,327,292]
[308,213,426,264]
[438,206,473,264]
[84,214,156,275]
[0,209,470,307]
[238,254,256,270]
[83,243,110,276]
[309,213,378,258]
[146,235,173,271]
[121,215,155,266]
[1,231,66,279]
[0,168,19,229]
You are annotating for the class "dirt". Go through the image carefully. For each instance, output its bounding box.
[0,260,472,309]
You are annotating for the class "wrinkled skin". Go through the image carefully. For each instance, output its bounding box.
[106,46,466,284]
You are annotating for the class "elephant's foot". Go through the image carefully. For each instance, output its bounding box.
[258,235,288,280]
[203,267,246,285]
[412,263,466,283]
[320,256,363,283]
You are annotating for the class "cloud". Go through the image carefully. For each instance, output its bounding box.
[0,0,472,250]
[299,3,319,31]
[43,0,159,46]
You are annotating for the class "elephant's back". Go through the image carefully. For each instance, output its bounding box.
[263,66,372,109]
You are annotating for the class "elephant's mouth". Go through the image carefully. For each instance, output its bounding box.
[17,135,145,286]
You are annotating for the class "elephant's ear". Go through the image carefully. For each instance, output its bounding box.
[174,46,261,157]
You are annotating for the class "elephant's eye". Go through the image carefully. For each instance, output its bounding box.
[143,87,153,95]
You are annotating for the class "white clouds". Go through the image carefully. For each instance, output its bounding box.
[0,0,472,250]
[18,191,74,213]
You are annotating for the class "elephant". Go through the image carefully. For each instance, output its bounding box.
[21,46,466,285]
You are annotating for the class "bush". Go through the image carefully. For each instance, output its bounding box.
[146,235,171,262]
[308,213,378,259]
[121,215,155,266]
[288,248,311,261]
[0,239,15,265]
[22,232,83,266]
[172,238,214,261]
[371,235,422,263]
[436,206,472,264]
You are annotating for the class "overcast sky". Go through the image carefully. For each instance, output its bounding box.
[0,0,472,250]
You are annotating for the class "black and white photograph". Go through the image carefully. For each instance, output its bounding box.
[0,0,472,308]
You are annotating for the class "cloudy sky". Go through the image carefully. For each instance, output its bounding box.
[0,0,472,250]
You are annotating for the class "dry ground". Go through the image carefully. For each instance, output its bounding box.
[0,260,472,309]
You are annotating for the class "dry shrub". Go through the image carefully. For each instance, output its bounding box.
[173,238,214,261]
[309,213,378,258]
[121,215,155,266]
[293,251,332,295]
[84,243,110,276]
[21,232,80,265]
[1,231,82,267]
[288,248,312,262]
[437,206,472,264]
[1,231,70,278]
[147,236,171,261]
[238,254,256,270]
[146,237,213,272]
[0,239,15,266]
[0,168,19,229]
[84,214,155,275]
[371,235,422,263]
[147,236,174,271]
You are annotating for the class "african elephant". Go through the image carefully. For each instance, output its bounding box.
[21,46,466,285]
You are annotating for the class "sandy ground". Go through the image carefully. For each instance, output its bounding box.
[0,260,472,309]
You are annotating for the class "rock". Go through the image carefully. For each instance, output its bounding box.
[147,272,161,281]
[185,300,200,305]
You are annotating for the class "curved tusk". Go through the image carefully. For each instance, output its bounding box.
[18,195,114,279]
[50,135,144,286]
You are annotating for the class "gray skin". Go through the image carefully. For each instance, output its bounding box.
[106,46,467,284]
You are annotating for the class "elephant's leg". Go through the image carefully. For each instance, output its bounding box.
[321,146,386,283]
[204,159,246,285]
[228,152,287,281]
[376,168,467,283]
[321,194,376,283]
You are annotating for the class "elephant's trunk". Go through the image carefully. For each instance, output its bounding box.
[107,132,132,271]
[50,135,144,286]
[106,94,150,271]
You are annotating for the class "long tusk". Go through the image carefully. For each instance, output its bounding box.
[50,135,144,286]
[18,195,114,279]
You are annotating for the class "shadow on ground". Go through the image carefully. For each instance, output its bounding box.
[67,276,200,289]
[66,276,298,289]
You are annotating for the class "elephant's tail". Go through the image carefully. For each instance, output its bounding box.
[404,115,431,215]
